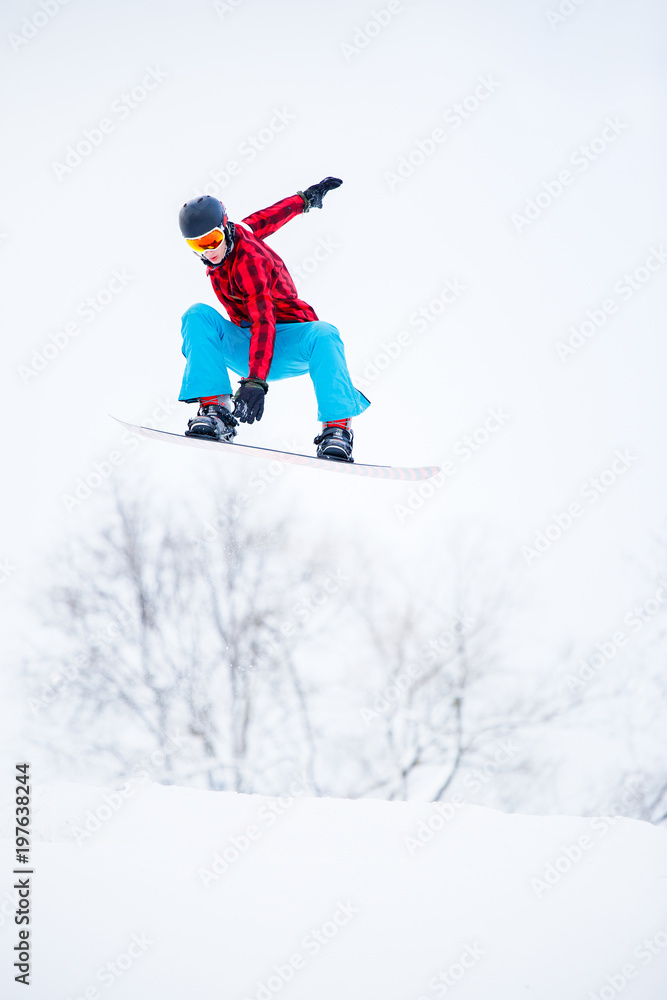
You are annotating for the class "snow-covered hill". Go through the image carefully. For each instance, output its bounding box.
[2,782,667,999]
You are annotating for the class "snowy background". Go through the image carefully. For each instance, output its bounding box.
[4,782,667,999]
[1,0,667,995]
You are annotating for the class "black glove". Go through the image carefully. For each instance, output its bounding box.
[233,376,269,424]
[298,176,342,212]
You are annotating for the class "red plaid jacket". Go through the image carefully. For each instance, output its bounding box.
[206,194,318,381]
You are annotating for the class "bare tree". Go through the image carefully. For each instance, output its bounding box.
[25,486,667,823]
[553,534,667,825]
[27,486,328,793]
[344,546,577,806]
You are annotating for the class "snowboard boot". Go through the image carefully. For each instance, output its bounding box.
[185,403,238,442]
[313,420,354,463]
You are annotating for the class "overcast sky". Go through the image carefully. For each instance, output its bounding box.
[1,0,666,759]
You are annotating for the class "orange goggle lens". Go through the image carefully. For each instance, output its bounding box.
[185,227,226,252]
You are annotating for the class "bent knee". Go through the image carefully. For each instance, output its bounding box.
[181,302,221,325]
[313,321,342,340]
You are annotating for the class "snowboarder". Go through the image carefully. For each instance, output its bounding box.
[177,177,370,462]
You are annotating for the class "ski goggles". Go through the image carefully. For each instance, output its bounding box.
[185,226,226,253]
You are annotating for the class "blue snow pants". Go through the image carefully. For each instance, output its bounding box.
[178,303,370,423]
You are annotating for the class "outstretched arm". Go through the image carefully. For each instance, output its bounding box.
[241,178,343,239]
[241,194,305,241]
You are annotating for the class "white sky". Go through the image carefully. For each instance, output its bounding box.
[1,0,666,754]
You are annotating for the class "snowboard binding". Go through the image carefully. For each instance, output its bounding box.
[313,425,354,463]
[185,403,238,443]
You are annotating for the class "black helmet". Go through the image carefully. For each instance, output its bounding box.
[178,195,228,238]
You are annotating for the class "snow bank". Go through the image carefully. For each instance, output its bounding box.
[1,781,667,999]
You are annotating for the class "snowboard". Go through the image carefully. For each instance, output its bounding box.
[113,417,440,481]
